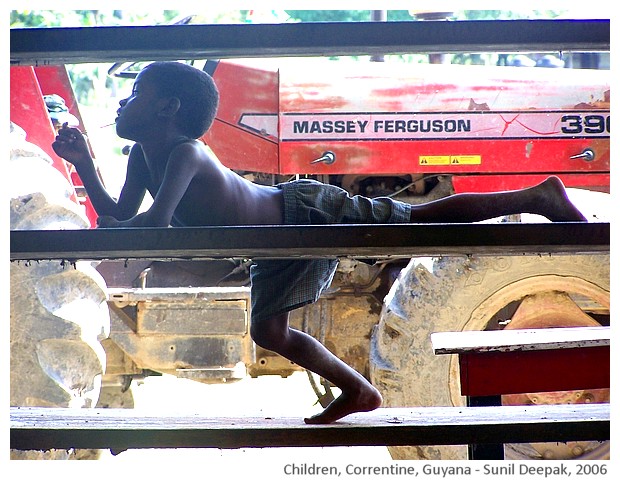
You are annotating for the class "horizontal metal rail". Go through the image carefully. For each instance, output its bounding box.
[10,222,609,262]
[10,19,610,66]
[10,404,610,451]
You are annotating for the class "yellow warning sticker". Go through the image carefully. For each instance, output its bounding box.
[420,156,450,165]
[420,155,481,165]
[451,155,482,165]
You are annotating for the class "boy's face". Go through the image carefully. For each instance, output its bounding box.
[115,69,163,141]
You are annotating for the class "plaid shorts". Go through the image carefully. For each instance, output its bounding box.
[250,180,412,322]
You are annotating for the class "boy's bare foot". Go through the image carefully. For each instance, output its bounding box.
[535,176,587,222]
[304,384,383,424]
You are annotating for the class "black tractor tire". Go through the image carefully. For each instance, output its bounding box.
[10,124,110,460]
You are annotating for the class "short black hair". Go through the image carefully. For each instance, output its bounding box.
[141,61,219,139]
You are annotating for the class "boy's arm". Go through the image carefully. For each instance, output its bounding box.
[99,142,199,228]
[52,126,146,220]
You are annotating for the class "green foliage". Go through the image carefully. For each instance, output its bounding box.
[284,10,414,22]
[285,11,369,22]
[10,10,181,28]
[458,10,563,20]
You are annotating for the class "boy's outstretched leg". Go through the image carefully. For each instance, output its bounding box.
[251,312,382,424]
[409,176,586,223]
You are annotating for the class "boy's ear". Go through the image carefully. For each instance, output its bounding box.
[157,96,181,118]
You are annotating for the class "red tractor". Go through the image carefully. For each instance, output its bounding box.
[10,56,610,460]
[204,57,609,195]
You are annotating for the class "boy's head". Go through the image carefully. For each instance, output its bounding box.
[138,61,220,139]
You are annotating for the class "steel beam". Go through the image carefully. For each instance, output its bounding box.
[10,404,610,451]
[10,223,610,262]
[10,19,610,66]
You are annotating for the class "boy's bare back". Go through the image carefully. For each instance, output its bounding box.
[173,142,285,227]
[131,138,284,228]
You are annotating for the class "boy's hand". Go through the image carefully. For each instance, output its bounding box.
[52,123,92,167]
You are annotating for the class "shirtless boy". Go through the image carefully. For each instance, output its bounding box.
[53,61,586,424]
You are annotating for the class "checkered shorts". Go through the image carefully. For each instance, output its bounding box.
[250,180,412,322]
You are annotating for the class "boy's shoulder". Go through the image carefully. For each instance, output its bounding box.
[167,138,223,172]
[167,138,206,160]
[171,137,196,149]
